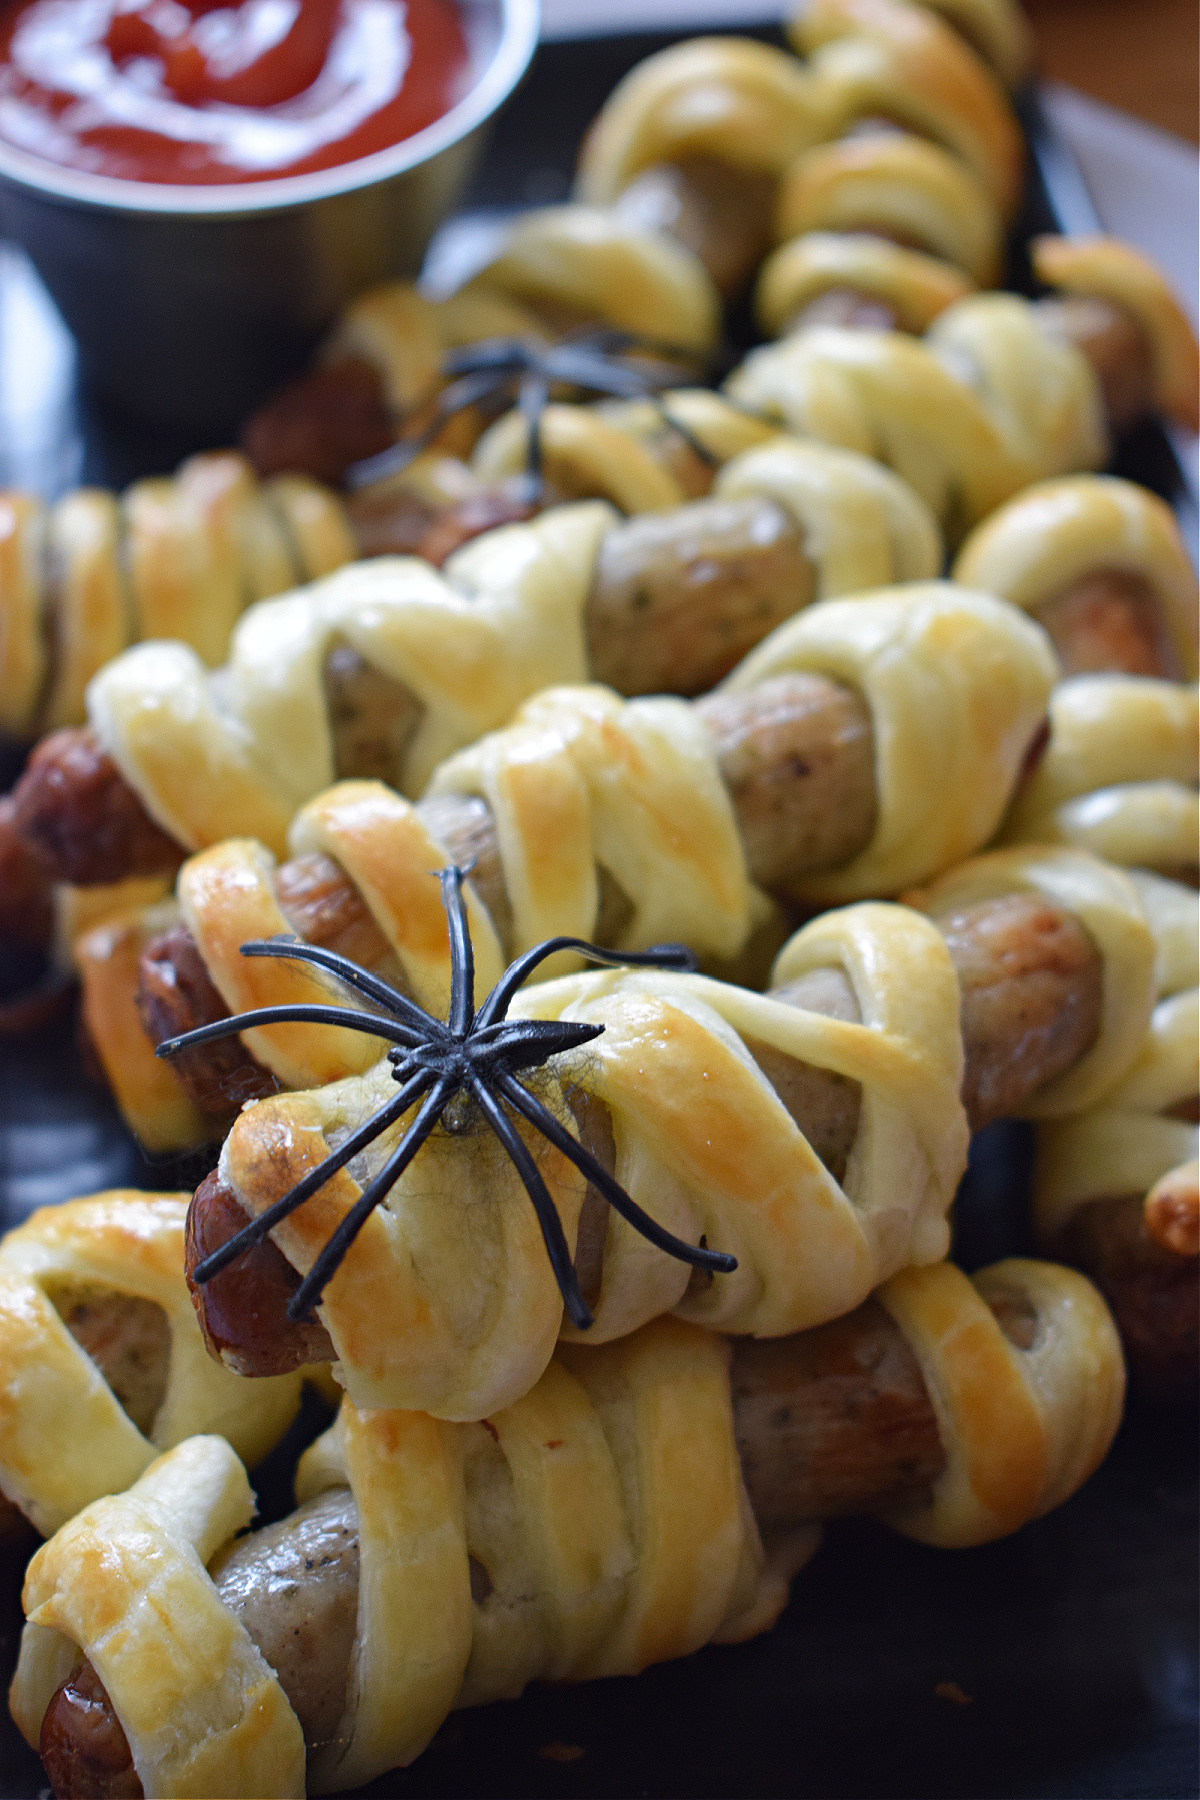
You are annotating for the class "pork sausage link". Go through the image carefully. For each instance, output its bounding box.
[241,358,394,488]
[587,499,816,699]
[695,673,878,889]
[186,1170,336,1376]
[1033,569,1184,682]
[1050,1193,1197,1403]
[39,1659,143,1800]
[137,926,280,1122]
[12,728,183,886]
[935,893,1104,1132]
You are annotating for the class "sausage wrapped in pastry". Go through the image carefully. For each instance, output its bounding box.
[0,1191,307,1537]
[0,456,353,742]
[1032,871,1198,1399]
[15,1262,1123,1797]
[952,475,1198,681]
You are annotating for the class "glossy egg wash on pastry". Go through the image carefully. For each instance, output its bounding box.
[0,0,469,183]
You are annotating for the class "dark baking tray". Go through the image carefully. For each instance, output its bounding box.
[0,26,1197,1800]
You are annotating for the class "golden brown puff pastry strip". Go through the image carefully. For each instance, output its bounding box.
[725,291,1109,538]
[14,1266,1124,1797]
[755,232,976,338]
[787,0,1024,220]
[0,1191,308,1537]
[953,475,1199,682]
[996,676,1199,878]
[0,456,354,741]
[574,37,828,210]
[772,132,1005,289]
[1030,236,1200,435]
[901,0,1031,89]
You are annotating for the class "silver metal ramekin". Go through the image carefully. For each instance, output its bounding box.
[0,0,539,435]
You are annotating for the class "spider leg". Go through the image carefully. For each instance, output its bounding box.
[538,345,658,395]
[469,1077,593,1330]
[467,1017,604,1064]
[654,403,720,469]
[286,1076,453,1320]
[343,362,517,490]
[438,867,475,1036]
[155,1002,420,1061]
[192,1069,436,1284]
[517,370,549,493]
[237,938,446,1039]
[496,1072,737,1275]
[476,938,698,1027]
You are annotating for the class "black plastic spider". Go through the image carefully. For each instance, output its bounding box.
[157,868,736,1331]
[344,327,719,497]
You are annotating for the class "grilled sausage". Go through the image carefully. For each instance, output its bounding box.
[240,359,395,488]
[12,728,183,887]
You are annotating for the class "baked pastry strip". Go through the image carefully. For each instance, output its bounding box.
[0,1192,306,1536]
[996,676,1199,878]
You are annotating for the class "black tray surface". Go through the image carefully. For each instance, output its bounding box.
[0,27,1197,1800]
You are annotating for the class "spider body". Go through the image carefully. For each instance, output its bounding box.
[158,868,736,1333]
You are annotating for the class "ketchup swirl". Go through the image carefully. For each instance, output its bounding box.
[0,0,470,184]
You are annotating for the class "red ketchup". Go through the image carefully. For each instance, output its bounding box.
[0,0,470,184]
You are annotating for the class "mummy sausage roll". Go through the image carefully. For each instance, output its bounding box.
[15,1262,1124,1799]
[1032,871,1198,1399]
[0,1191,308,1538]
[73,580,1054,1148]
[575,0,1022,308]
[0,456,354,744]
[953,474,1199,682]
[170,828,1152,1419]
[906,846,1194,1394]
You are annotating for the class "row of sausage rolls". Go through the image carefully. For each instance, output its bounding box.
[243,0,1035,480]
[71,579,1055,1148]
[1,225,1193,753]
[14,1254,1124,1798]
[5,463,1193,973]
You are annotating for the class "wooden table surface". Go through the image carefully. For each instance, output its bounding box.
[1023,0,1200,142]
